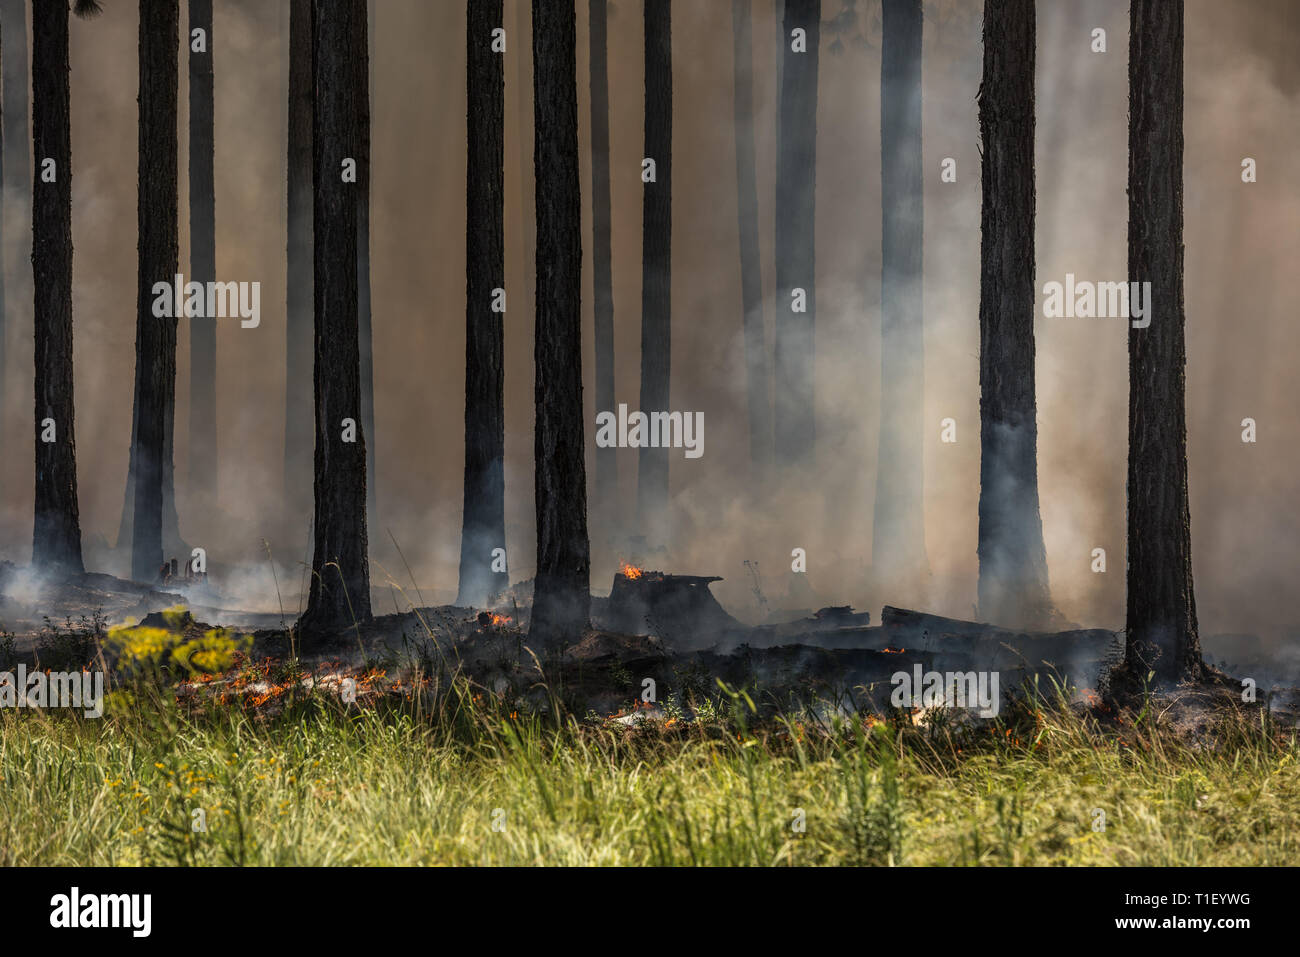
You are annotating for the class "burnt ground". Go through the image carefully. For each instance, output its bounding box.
[2,562,1298,731]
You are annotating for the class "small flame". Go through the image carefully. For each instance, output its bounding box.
[489,613,512,627]
[619,562,644,581]
[882,646,905,654]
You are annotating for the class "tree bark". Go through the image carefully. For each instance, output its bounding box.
[129,0,179,583]
[456,0,508,609]
[188,0,216,508]
[31,0,82,573]
[732,0,770,473]
[284,0,313,535]
[529,0,590,649]
[874,0,927,580]
[773,0,818,467]
[1125,0,1202,682]
[976,0,1051,628]
[637,0,671,529]
[358,0,376,533]
[590,0,616,519]
[300,0,372,635]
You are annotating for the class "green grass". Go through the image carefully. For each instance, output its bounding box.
[1,679,1297,866]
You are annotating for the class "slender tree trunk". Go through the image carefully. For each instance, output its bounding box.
[529,0,589,649]
[284,0,313,534]
[773,0,817,466]
[188,0,216,508]
[732,0,770,473]
[637,0,671,529]
[874,0,927,578]
[976,0,1051,627]
[31,0,82,573]
[1125,0,1202,682]
[589,0,616,520]
[128,0,179,583]
[456,0,508,609]
[358,0,376,533]
[300,0,371,635]
[2,0,30,425]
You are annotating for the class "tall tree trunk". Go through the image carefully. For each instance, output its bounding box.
[284,0,313,537]
[358,0,376,534]
[1125,0,1202,682]
[874,0,927,579]
[456,0,508,609]
[636,0,671,529]
[300,0,371,635]
[31,0,82,573]
[589,0,616,521]
[128,0,179,583]
[188,0,216,508]
[529,0,589,649]
[773,0,817,466]
[975,0,1051,627]
[732,0,770,473]
[2,0,30,426]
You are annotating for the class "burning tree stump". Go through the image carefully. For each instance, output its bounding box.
[603,567,746,644]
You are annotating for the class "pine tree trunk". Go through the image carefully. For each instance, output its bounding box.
[300,0,371,635]
[188,0,217,508]
[732,0,770,473]
[590,0,616,521]
[284,0,313,535]
[31,0,82,573]
[529,0,589,649]
[976,0,1051,628]
[1,0,30,419]
[358,0,376,533]
[874,0,927,581]
[1125,0,1202,682]
[456,0,508,609]
[637,0,672,529]
[129,0,179,583]
[773,0,818,467]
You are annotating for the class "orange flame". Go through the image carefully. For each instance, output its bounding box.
[619,562,644,581]
[489,613,512,626]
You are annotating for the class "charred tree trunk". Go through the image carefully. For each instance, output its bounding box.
[300,0,371,635]
[188,0,216,508]
[590,0,616,519]
[456,0,508,609]
[284,0,313,535]
[128,0,179,583]
[1125,0,1202,682]
[636,0,671,530]
[31,0,82,573]
[732,0,770,473]
[358,0,376,534]
[874,0,928,579]
[976,0,1051,628]
[529,0,590,649]
[773,0,818,467]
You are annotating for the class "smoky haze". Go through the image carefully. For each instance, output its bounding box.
[0,0,1295,649]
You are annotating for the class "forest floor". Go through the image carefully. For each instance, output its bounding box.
[1,571,1297,865]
